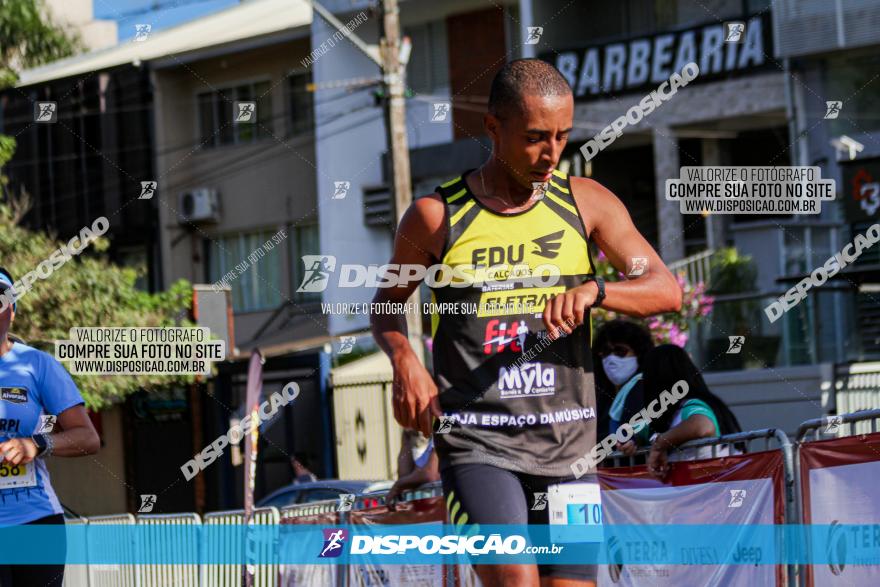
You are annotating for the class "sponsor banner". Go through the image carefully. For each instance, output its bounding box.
[800,432,880,586]
[347,497,446,586]
[597,449,786,585]
[280,512,339,587]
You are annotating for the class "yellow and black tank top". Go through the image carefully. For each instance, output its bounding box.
[430,168,598,477]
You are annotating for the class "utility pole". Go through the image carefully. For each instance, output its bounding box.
[305,0,423,361]
[378,0,423,362]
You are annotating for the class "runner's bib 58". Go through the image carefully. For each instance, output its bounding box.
[0,458,37,489]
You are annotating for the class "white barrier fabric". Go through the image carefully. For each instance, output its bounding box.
[597,450,784,586]
[801,433,880,585]
[346,498,446,587]
[278,510,339,586]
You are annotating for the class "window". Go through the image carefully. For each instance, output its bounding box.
[824,51,880,136]
[288,71,314,134]
[207,229,283,312]
[197,80,272,148]
[404,20,449,94]
[291,223,321,304]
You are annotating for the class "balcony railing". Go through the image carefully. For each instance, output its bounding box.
[668,248,716,287]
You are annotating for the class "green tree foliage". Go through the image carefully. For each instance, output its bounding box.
[0,6,196,408]
[1,204,195,409]
[0,0,78,88]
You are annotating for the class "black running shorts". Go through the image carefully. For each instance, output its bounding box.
[441,460,599,582]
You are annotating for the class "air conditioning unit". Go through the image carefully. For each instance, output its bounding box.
[178,188,220,224]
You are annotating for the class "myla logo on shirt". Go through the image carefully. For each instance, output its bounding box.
[497,363,556,398]
[0,387,28,404]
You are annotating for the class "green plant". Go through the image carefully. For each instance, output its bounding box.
[591,249,714,347]
[0,203,196,409]
[707,248,759,334]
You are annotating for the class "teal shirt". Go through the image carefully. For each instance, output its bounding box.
[639,398,720,444]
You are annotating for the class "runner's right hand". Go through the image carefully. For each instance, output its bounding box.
[392,352,442,438]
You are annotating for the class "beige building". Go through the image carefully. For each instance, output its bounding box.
[46,0,117,51]
[150,4,324,351]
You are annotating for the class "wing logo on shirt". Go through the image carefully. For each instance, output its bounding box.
[531,230,565,259]
[0,387,28,404]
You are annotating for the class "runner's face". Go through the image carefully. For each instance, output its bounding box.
[491,93,573,189]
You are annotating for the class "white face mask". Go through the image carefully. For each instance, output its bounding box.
[602,355,639,387]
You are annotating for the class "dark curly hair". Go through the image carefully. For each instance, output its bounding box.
[593,320,655,433]
[641,344,742,436]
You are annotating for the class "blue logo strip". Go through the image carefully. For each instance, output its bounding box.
[0,524,878,565]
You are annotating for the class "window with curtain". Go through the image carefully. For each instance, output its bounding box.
[207,229,284,312]
[291,223,321,303]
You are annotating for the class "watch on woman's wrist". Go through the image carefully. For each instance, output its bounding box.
[582,275,606,308]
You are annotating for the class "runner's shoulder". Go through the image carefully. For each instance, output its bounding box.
[568,175,624,231]
[2,341,47,374]
[7,340,40,360]
[399,192,447,259]
[569,175,616,203]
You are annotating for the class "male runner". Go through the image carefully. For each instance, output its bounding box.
[370,59,681,587]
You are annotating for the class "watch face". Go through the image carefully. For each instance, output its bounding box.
[33,435,47,453]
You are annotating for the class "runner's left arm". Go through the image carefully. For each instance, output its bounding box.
[0,405,99,465]
[544,177,682,336]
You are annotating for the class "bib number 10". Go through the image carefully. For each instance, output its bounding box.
[570,503,603,526]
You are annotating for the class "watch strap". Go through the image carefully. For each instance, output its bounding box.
[33,434,53,457]
[583,275,606,308]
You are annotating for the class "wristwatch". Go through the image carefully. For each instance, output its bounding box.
[32,434,53,457]
[582,275,606,308]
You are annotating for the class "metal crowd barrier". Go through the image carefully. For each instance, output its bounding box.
[278,500,338,521]
[796,408,880,442]
[60,419,880,587]
[137,513,201,587]
[795,408,880,587]
[202,507,279,587]
[604,428,798,587]
[605,427,797,525]
[61,517,89,587]
[84,513,138,587]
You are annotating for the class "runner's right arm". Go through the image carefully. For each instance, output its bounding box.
[370,194,446,438]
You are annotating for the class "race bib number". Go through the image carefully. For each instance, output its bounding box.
[0,460,37,489]
[548,481,603,543]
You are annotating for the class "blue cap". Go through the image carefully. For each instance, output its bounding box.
[0,269,16,313]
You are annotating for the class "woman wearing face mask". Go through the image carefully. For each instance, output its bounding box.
[593,320,655,443]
